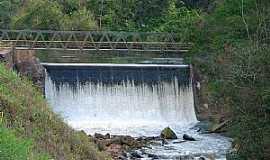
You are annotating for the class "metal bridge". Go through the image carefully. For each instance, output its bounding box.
[0,30,191,52]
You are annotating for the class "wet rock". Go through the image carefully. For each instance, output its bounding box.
[94,133,111,140]
[147,153,159,159]
[13,50,45,89]
[93,134,146,159]
[137,136,161,146]
[118,155,127,160]
[160,127,177,139]
[199,156,206,160]
[161,139,169,145]
[110,135,142,147]
[183,134,196,141]
[130,151,143,158]
[119,136,135,146]
[172,140,187,144]
[94,133,105,139]
[137,136,159,141]
[104,133,110,139]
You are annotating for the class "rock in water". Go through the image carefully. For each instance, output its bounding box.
[94,133,105,139]
[161,139,169,145]
[104,133,111,139]
[130,151,143,158]
[160,127,177,139]
[183,134,196,141]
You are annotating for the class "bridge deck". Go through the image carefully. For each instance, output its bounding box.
[0,30,191,52]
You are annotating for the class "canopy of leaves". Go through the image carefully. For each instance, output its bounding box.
[11,0,63,30]
[191,0,270,159]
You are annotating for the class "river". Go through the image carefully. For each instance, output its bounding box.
[40,50,231,160]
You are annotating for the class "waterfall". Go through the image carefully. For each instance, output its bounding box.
[44,63,198,136]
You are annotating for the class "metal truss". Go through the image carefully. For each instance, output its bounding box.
[0,30,191,52]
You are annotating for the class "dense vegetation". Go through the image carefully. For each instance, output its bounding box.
[0,64,108,160]
[0,0,269,159]
[0,0,199,33]
[0,125,50,160]
[191,1,270,159]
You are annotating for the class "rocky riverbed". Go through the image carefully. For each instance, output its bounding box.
[90,125,232,160]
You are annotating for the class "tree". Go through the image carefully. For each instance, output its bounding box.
[134,0,170,31]
[0,0,22,29]
[156,0,200,39]
[226,43,270,160]
[103,0,136,31]
[11,0,63,30]
[191,0,270,159]
[85,0,136,31]
[61,8,97,31]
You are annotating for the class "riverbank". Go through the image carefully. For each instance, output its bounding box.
[0,63,109,159]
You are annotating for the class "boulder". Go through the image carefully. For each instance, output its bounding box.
[161,139,169,145]
[199,156,207,160]
[183,134,196,141]
[113,135,143,148]
[13,50,45,89]
[147,153,159,159]
[94,133,111,139]
[160,127,177,139]
[94,133,105,139]
[104,133,111,139]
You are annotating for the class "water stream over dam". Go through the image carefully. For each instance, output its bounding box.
[44,63,197,136]
[41,50,231,159]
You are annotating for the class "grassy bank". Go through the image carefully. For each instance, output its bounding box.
[0,63,109,160]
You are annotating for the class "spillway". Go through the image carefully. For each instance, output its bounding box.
[44,63,198,136]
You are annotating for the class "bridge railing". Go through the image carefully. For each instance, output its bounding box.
[0,30,191,52]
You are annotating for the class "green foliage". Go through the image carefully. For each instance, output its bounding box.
[11,0,63,30]
[0,0,21,29]
[0,126,32,160]
[103,0,137,31]
[223,44,270,159]
[0,64,108,160]
[157,0,200,41]
[133,0,170,31]
[2,0,200,34]
[0,125,50,160]
[61,8,97,31]
[1,0,269,158]
[190,0,270,159]
[56,0,80,15]
[10,0,97,30]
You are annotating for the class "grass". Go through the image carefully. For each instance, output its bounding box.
[0,63,109,160]
[0,125,50,160]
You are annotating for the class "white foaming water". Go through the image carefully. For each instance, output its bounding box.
[45,75,198,137]
[44,64,232,159]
